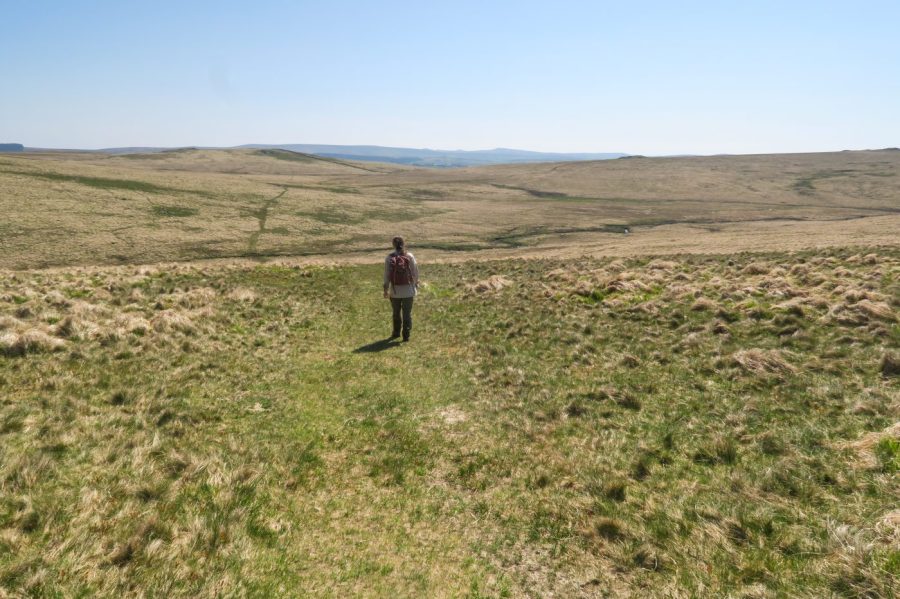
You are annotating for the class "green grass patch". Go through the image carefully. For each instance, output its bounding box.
[489,224,629,248]
[414,241,487,252]
[875,437,899,473]
[0,246,897,596]
[400,188,448,200]
[792,169,859,195]
[3,169,208,196]
[491,183,569,199]
[278,183,361,195]
[151,205,198,217]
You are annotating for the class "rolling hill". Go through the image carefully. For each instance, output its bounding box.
[0,148,898,269]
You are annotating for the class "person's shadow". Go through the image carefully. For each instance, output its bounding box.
[352,337,400,353]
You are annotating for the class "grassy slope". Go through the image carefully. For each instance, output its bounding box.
[1,247,898,597]
[1,149,899,269]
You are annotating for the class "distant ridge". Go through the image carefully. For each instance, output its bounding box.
[237,144,627,167]
[70,144,627,167]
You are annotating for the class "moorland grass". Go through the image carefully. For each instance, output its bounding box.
[0,247,897,597]
[3,149,900,269]
[1,169,194,195]
[295,204,433,226]
[255,150,379,173]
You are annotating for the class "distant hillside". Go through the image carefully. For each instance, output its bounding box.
[25,143,626,166]
[0,143,24,152]
[3,147,898,269]
[237,144,627,167]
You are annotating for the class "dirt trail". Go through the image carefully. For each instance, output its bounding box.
[247,187,287,254]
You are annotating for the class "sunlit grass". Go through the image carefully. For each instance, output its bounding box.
[0,246,897,596]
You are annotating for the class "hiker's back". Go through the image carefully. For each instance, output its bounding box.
[389,252,413,285]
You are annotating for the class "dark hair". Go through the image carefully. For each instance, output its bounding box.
[392,236,405,253]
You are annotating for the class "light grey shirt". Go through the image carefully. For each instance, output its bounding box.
[383,251,419,298]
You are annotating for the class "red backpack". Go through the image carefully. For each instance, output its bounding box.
[389,253,412,285]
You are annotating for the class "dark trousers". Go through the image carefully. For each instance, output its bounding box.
[390,297,414,336]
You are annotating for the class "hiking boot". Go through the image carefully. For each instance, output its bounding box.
[402,333,410,342]
[390,330,400,339]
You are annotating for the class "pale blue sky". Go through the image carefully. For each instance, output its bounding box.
[1,1,897,154]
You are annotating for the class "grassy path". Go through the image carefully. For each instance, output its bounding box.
[216,267,500,596]
[246,187,287,254]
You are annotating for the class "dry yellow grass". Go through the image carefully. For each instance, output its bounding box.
[0,328,66,356]
[852,299,897,322]
[841,422,900,469]
[226,287,257,302]
[732,349,798,376]
[467,275,512,293]
[1,148,899,270]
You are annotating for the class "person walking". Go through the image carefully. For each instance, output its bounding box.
[383,236,418,341]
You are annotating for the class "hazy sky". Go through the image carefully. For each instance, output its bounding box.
[2,1,898,154]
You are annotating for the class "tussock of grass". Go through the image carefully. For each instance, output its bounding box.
[842,423,900,470]
[0,329,66,356]
[852,299,896,322]
[590,517,626,541]
[603,273,652,294]
[732,348,798,376]
[646,259,679,271]
[690,297,718,311]
[150,310,196,333]
[226,287,258,302]
[114,313,152,335]
[0,315,23,330]
[173,287,217,308]
[881,352,900,377]
[742,262,771,275]
[467,275,512,293]
[53,315,100,340]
